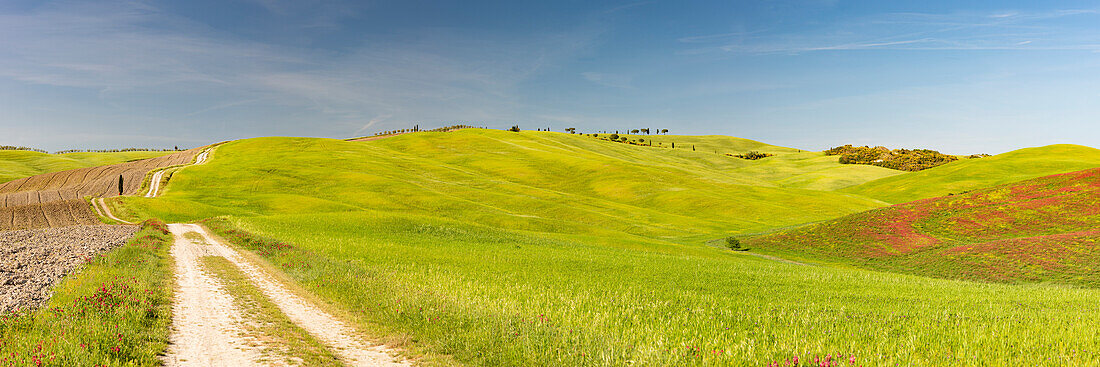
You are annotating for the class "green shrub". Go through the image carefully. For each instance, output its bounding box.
[825,144,957,171]
[725,236,742,250]
[729,151,773,160]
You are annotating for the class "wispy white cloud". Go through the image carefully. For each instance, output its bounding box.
[581,72,632,88]
[604,1,655,14]
[677,30,767,44]
[680,9,1100,54]
[354,114,392,135]
[0,0,599,144]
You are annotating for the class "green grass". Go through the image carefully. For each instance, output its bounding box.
[0,220,173,366]
[106,130,1100,364]
[587,133,903,191]
[0,150,176,183]
[122,131,889,241]
[204,213,1100,365]
[843,144,1100,203]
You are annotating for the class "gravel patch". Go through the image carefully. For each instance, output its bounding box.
[0,224,138,313]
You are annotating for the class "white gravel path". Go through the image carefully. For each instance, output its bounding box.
[164,223,263,367]
[94,198,133,225]
[145,170,166,197]
[166,223,407,367]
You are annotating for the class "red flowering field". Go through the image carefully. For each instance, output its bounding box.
[747,167,1100,285]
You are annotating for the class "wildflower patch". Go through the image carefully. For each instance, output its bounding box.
[0,219,172,366]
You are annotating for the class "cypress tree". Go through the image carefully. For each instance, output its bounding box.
[118,175,124,195]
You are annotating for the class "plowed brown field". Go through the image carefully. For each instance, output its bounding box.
[0,148,203,231]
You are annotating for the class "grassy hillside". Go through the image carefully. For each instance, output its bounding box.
[613,134,796,155]
[105,130,1100,364]
[843,144,1100,203]
[123,131,888,240]
[749,167,1100,285]
[594,133,903,191]
[0,150,176,183]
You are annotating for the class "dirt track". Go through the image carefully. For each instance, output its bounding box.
[0,225,138,313]
[164,224,263,366]
[0,148,203,231]
[0,148,202,204]
[166,224,407,367]
[349,133,408,142]
[145,170,166,197]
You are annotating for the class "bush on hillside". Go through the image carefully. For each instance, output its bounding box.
[725,237,743,250]
[728,151,773,160]
[508,125,521,132]
[825,144,957,171]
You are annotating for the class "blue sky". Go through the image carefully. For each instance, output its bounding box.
[1,0,1099,153]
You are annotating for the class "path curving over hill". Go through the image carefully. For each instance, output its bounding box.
[0,148,204,231]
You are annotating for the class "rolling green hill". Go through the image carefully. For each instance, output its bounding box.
[0,150,177,183]
[124,131,890,240]
[104,130,1100,364]
[750,167,1100,285]
[843,144,1100,203]
[603,133,904,191]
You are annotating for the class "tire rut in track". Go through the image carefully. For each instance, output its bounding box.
[166,224,408,367]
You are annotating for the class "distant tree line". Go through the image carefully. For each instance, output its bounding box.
[52,147,184,154]
[372,124,482,136]
[4,145,187,154]
[0,146,47,153]
[825,144,958,171]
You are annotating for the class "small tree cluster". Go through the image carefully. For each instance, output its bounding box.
[622,128,668,135]
[508,125,521,132]
[725,237,743,250]
[728,151,774,160]
[826,144,958,171]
